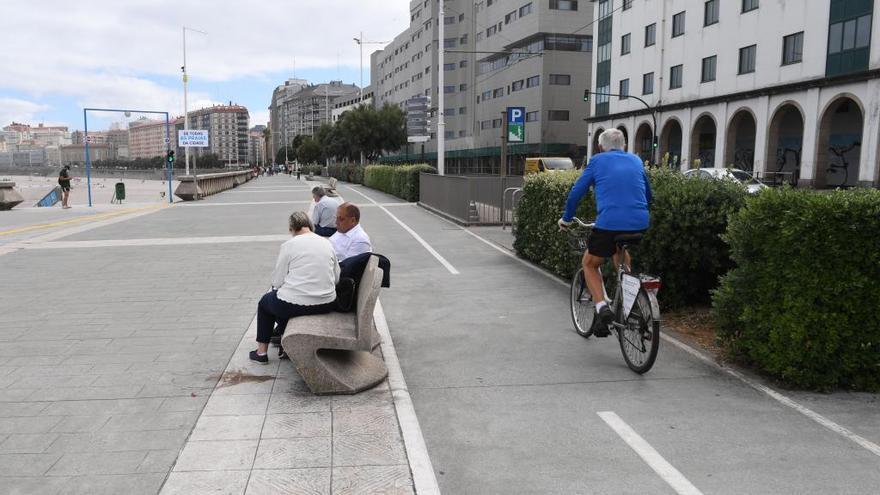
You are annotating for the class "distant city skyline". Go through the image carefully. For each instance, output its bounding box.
[0,0,407,131]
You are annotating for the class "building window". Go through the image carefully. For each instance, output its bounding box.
[505,10,517,23]
[619,79,629,99]
[444,63,456,71]
[742,0,758,13]
[460,34,469,44]
[493,87,504,98]
[482,90,492,100]
[447,108,457,116]
[645,23,656,46]
[444,38,457,48]
[460,60,468,68]
[642,72,654,94]
[459,107,467,114]
[549,74,571,85]
[444,16,455,25]
[702,55,716,82]
[481,121,491,130]
[549,0,578,11]
[704,0,719,26]
[526,111,540,122]
[623,0,632,11]
[669,65,683,89]
[487,25,497,37]
[493,118,502,128]
[512,80,525,91]
[519,3,533,17]
[526,75,541,88]
[460,83,468,91]
[548,110,570,121]
[782,32,803,65]
[828,15,872,54]
[444,85,456,94]
[672,12,686,37]
[621,33,631,55]
[738,44,756,74]
[459,13,465,21]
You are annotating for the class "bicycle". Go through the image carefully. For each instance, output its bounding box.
[566,218,662,374]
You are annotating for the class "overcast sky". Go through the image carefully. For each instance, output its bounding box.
[0,0,409,131]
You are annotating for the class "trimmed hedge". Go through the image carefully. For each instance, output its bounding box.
[513,167,747,309]
[327,164,365,184]
[713,188,880,391]
[363,164,436,202]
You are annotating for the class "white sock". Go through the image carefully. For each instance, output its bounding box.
[595,301,608,312]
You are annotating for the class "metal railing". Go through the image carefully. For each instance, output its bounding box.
[501,187,523,231]
[174,170,254,201]
[419,173,523,225]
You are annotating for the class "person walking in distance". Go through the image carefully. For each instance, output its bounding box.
[58,165,72,209]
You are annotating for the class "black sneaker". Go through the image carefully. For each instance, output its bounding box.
[249,350,269,364]
[591,305,614,337]
[278,347,289,360]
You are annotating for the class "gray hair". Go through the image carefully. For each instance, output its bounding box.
[311,186,325,198]
[598,128,626,152]
[288,211,314,232]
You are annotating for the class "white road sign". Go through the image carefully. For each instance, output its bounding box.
[178,130,209,147]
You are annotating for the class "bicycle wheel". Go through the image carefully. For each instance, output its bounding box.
[570,268,594,338]
[618,289,660,373]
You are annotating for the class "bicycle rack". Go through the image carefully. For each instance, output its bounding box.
[502,187,523,231]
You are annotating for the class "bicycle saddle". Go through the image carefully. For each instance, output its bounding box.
[614,233,644,245]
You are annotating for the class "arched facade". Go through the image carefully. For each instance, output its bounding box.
[591,127,605,157]
[659,118,683,169]
[815,95,864,189]
[725,109,757,172]
[633,122,653,163]
[765,102,804,186]
[616,125,629,152]
[690,114,717,168]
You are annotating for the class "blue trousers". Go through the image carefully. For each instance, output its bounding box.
[256,290,335,343]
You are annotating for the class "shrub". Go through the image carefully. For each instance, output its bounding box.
[363,164,435,201]
[713,188,880,391]
[301,164,322,176]
[327,164,365,184]
[513,167,747,309]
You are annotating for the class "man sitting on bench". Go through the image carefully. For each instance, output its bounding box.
[330,203,372,262]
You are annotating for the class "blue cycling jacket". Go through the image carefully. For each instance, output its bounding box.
[562,150,652,231]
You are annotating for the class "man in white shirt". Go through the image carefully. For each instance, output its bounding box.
[311,186,343,237]
[330,203,372,262]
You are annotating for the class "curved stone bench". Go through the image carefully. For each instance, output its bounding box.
[0,182,25,211]
[282,256,388,395]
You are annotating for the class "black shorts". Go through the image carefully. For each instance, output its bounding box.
[60,185,71,192]
[588,228,646,258]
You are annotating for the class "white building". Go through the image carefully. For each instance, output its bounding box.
[586,0,879,188]
[332,89,374,123]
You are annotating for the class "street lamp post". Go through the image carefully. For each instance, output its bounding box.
[437,1,446,176]
[353,33,388,166]
[182,26,206,176]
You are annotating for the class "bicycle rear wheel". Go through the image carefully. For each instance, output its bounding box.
[618,289,660,373]
[570,268,595,338]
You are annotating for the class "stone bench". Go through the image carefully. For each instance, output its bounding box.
[0,181,25,211]
[281,256,388,395]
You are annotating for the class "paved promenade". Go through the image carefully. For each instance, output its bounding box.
[0,174,878,494]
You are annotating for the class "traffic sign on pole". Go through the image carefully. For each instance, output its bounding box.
[507,107,525,143]
[178,130,209,147]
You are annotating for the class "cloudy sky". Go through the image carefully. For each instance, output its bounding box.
[0,0,409,131]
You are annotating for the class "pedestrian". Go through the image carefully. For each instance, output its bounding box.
[250,211,339,363]
[311,186,342,237]
[58,165,72,209]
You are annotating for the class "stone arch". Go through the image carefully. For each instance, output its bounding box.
[591,127,605,156]
[815,95,864,189]
[633,121,653,163]
[724,108,757,172]
[616,125,629,151]
[659,117,684,169]
[765,101,805,185]
[690,113,717,168]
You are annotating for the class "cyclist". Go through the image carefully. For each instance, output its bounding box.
[558,128,652,336]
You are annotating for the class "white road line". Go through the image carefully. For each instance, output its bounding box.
[180,201,312,207]
[25,234,288,250]
[598,411,704,495]
[225,189,310,193]
[375,300,441,495]
[428,215,880,459]
[344,186,459,275]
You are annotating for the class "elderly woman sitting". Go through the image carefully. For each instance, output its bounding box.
[311,184,343,238]
[250,211,340,364]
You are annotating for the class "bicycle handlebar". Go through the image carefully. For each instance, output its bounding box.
[570,217,594,229]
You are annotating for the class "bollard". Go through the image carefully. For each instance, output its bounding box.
[0,181,25,211]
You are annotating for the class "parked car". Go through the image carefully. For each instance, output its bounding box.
[524,157,574,174]
[683,167,768,194]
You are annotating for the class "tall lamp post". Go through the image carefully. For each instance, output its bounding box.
[182,26,206,176]
[353,33,388,166]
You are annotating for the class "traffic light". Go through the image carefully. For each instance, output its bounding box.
[653,136,659,149]
[583,89,591,102]
[166,150,175,164]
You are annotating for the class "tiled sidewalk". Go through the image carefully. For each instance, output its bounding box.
[160,317,414,495]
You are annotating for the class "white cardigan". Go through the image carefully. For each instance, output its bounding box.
[271,232,340,306]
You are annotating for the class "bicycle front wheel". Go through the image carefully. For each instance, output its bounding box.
[570,268,595,338]
[618,289,660,373]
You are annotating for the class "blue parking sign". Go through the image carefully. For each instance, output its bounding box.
[507,107,525,143]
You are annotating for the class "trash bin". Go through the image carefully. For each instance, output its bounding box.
[112,182,126,203]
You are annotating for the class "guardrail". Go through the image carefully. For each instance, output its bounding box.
[501,187,523,231]
[418,173,524,225]
[174,170,254,201]
[0,181,25,210]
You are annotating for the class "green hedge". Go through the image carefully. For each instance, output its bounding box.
[713,188,880,391]
[327,164,365,184]
[301,164,322,176]
[513,168,747,309]
[363,164,436,202]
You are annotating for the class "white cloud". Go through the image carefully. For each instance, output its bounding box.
[0,98,52,125]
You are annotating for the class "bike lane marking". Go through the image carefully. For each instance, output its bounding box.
[343,185,460,275]
[433,217,880,459]
[598,411,704,495]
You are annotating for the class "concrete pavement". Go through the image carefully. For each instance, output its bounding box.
[0,174,877,494]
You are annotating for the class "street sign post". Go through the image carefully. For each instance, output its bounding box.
[178,130,209,147]
[507,107,525,143]
[406,96,431,145]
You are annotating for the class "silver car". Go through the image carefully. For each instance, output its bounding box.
[683,168,768,194]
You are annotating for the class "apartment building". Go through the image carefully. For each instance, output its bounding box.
[332,89,375,123]
[248,125,267,166]
[282,82,361,138]
[269,78,309,158]
[188,104,250,164]
[371,0,594,174]
[128,118,176,159]
[586,0,879,188]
